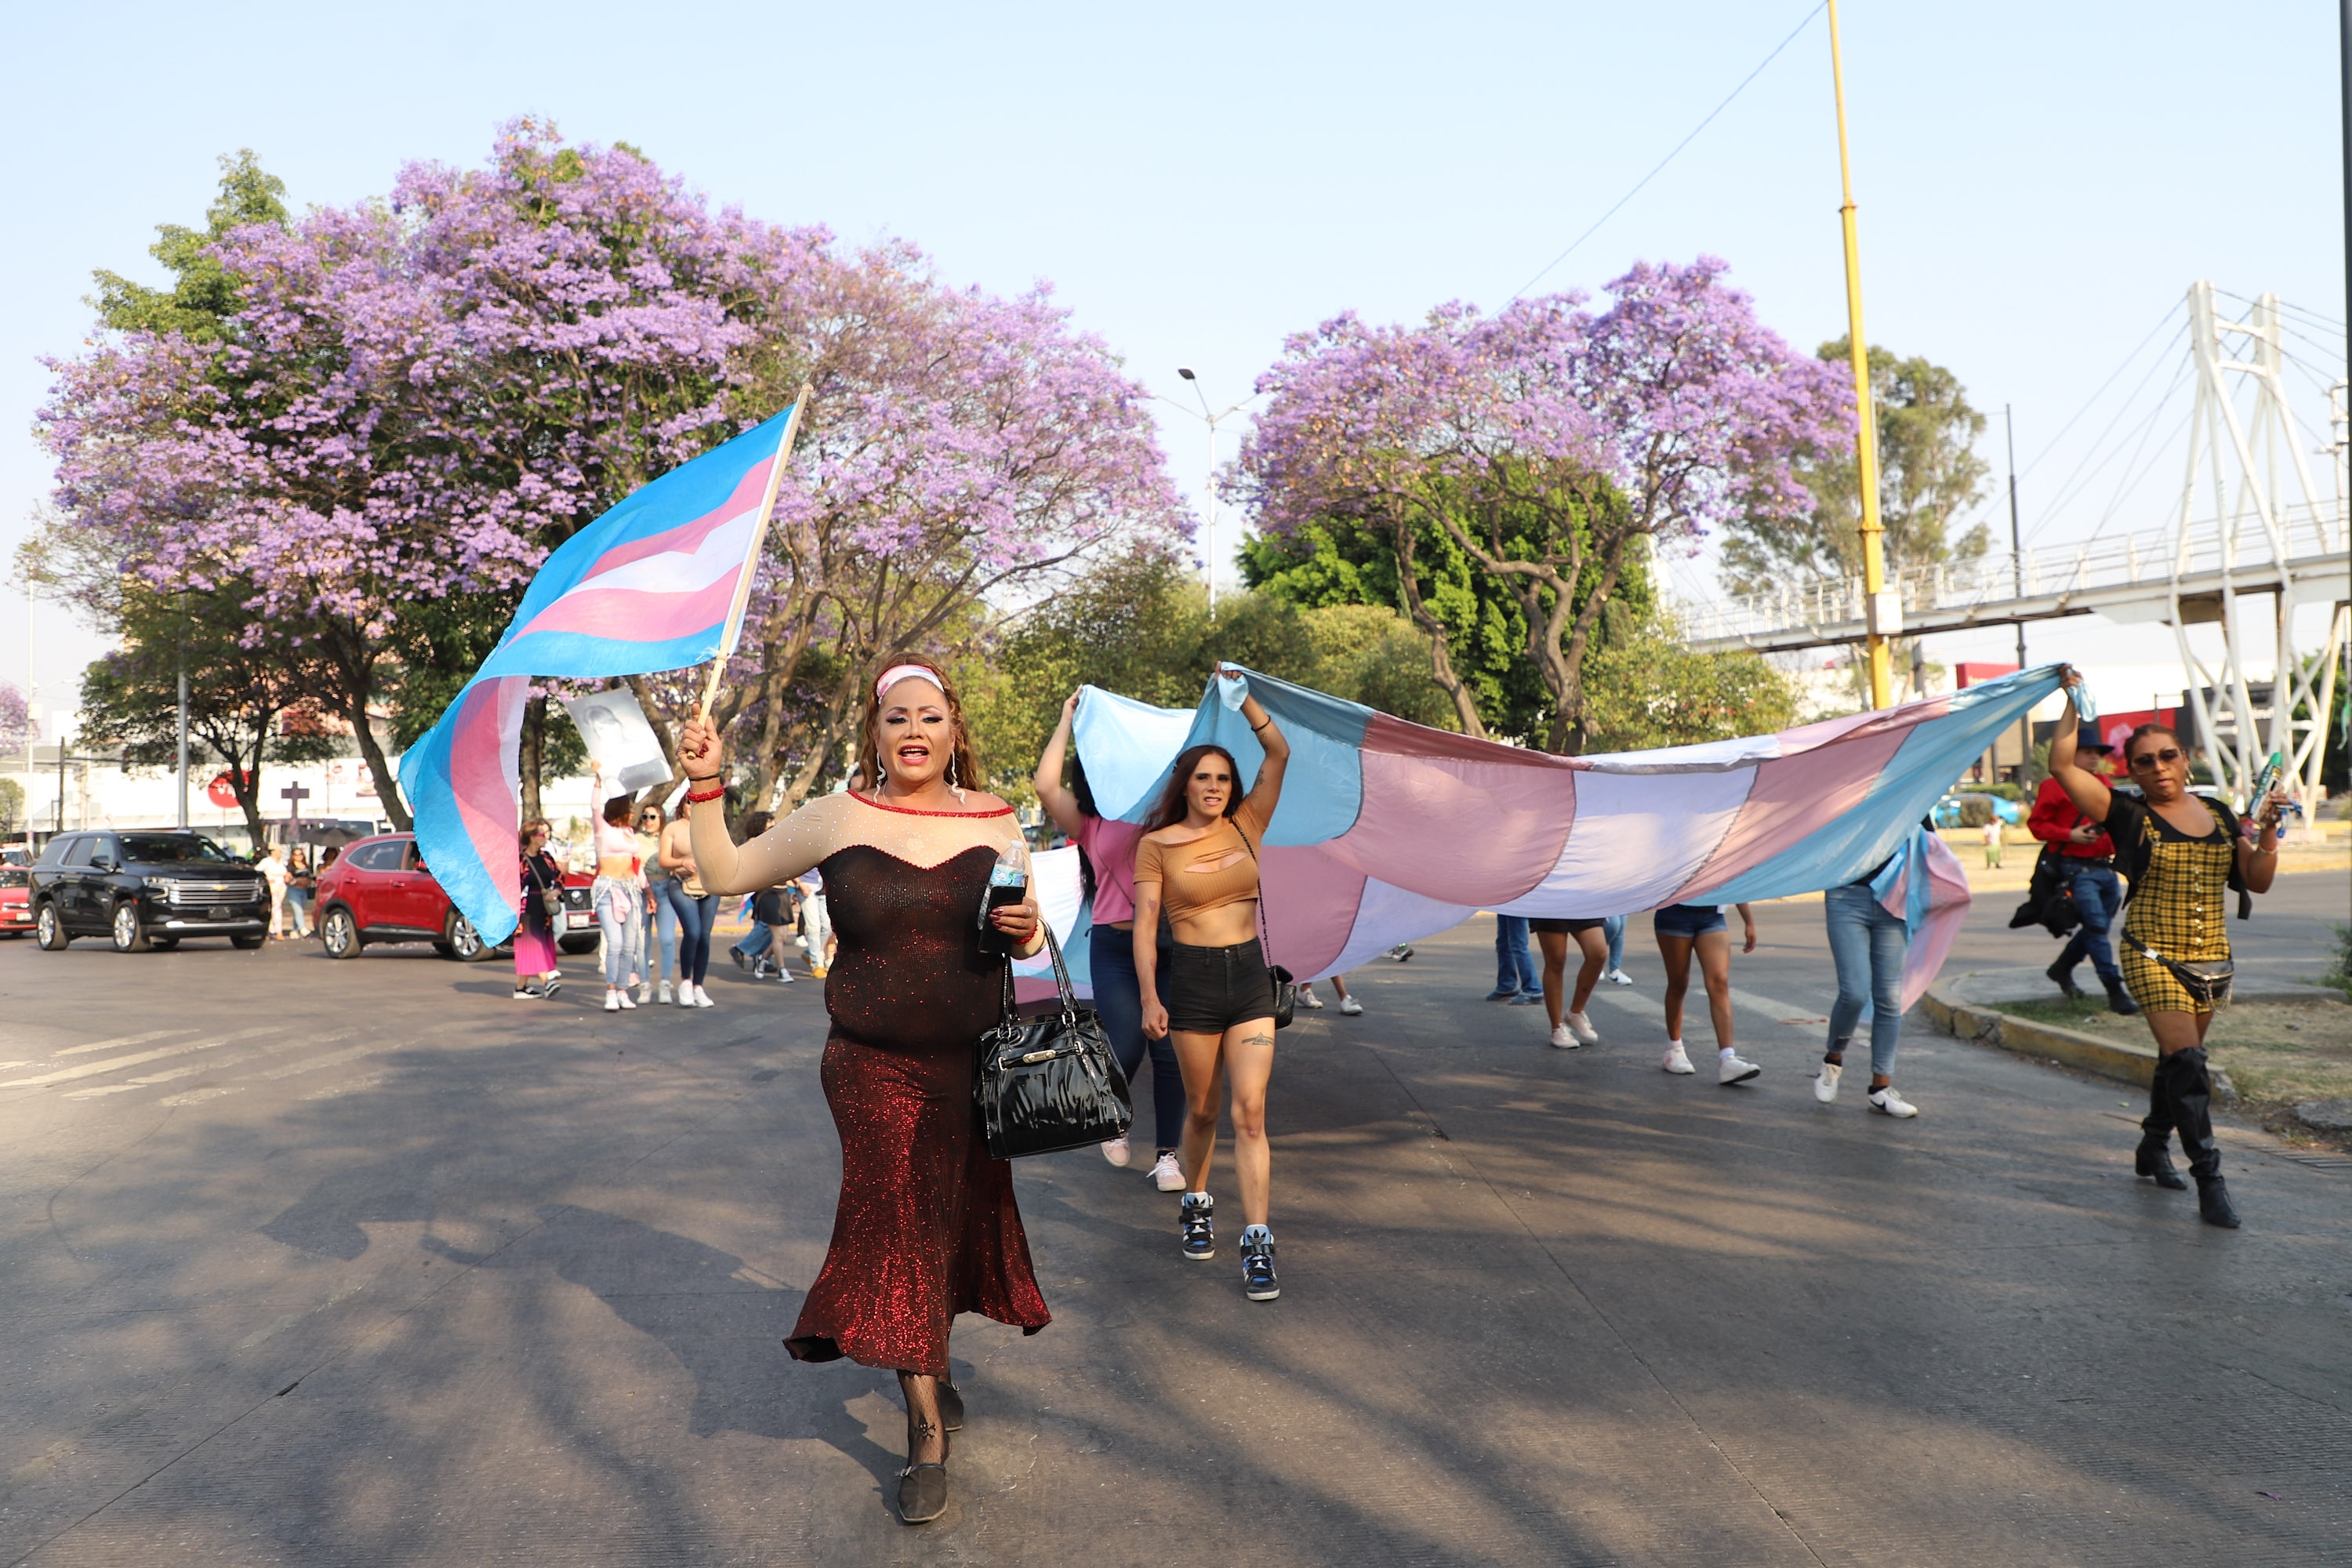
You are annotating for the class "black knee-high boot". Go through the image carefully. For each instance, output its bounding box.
[2135,1065,2187,1189]
[2165,1047,2239,1229]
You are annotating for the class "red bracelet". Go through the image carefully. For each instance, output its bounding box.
[683,782,727,805]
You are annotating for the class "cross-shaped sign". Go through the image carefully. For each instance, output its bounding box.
[281,782,310,833]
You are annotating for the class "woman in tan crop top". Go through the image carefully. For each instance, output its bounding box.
[1131,668,1290,1302]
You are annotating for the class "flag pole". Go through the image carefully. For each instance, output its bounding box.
[697,384,812,729]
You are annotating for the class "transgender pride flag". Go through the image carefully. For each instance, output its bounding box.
[1014,662,2056,1008]
[399,402,804,945]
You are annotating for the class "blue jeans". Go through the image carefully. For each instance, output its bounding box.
[1092,921,1185,1152]
[734,923,771,960]
[592,877,638,987]
[654,880,717,985]
[1602,915,1625,972]
[1494,915,1540,994]
[644,882,678,979]
[1824,882,1908,1077]
[2053,862,2123,985]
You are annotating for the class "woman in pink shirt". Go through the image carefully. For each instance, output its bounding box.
[1034,690,1186,1192]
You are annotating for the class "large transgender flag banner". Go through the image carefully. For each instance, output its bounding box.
[399,405,801,946]
[1013,662,2063,1009]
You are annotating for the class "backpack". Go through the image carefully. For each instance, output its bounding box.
[2007,842,2082,939]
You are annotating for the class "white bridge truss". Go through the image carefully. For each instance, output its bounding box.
[1675,281,2350,811]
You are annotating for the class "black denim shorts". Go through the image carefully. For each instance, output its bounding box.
[1167,937,1278,1035]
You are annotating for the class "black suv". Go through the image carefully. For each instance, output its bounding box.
[30,830,269,953]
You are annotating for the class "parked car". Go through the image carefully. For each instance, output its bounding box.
[313,833,596,961]
[27,830,269,952]
[1,862,31,938]
[1933,792,2027,829]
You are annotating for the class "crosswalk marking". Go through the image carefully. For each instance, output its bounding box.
[254,1045,380,1082]
[53,1029,195,1058]
[303,1074,384,1101]
[160,1087,242,1107]
[0,1029,281,1089]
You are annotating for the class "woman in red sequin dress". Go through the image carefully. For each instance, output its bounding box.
[679,657,1048,1526]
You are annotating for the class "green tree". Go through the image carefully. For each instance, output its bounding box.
[1241,483,1654,744]
[89,151,289,340]
[74,584,339,844]
[1723,337,1991,593]
[1579,610,1797,751]
[964,546,1465,801]
[0,778,24,837]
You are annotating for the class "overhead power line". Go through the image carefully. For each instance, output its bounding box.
[1508,2,1826,301]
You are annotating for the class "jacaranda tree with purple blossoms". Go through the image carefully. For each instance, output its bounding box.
[35,123,1185,823]
[1230,257,1850,753]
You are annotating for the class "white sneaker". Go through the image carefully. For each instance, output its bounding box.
[1565,1011,1601,1044]
[1298,985,1323,1010]
[1101,1137,1131,1167]
[618,989,637,1010]
[774,967,794,983]
[1662,1043,1695,1075]
[1606,968,1635,985]
[658,980,673,1005]
[675,985,695,1008]
[1339,996,1363,1015]
[1148,1150,1185,1192]
[1718,1052,1761,1086]
[634,981,652,1004]
[693,985,715,1008]
[1868,1086,1918,1118]
[604,989,622,1013]
[1549,1023,1581,1050]
[1815,1062,1842,1103]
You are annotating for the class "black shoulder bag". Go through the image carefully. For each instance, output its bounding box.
[974,924,1134,1160]
[1236,826,1297,1029]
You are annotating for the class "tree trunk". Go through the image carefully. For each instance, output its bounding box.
[519,695,547,825]
[1389,528,1489,740]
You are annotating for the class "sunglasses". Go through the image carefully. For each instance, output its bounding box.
[2128,747,2183,769]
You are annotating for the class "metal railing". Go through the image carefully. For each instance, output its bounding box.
[1672,500,2346,646]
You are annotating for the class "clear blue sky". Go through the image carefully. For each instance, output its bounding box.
[3,0,2342,722]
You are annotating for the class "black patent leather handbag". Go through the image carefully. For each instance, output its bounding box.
[975,924,1134,1160]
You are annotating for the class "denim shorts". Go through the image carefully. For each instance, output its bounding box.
[1652,903,1727,940]
[1167,937,1278,1034]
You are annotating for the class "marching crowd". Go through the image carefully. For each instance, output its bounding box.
[489,655,2289,1525]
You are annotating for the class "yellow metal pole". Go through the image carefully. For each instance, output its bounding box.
[1827,0,1893,710]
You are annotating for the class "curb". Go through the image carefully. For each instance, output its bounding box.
[1920,986,2158,1087]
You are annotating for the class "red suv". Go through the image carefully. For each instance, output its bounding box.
[314,833,595,960]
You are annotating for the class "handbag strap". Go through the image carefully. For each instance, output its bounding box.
[993,920,1083,1032]
[1236,825,1276,970]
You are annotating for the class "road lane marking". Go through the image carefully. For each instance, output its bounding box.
[0,1029,281,1088]
[303,1073,385,1101]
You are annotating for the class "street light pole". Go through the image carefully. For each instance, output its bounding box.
[1826,0,1893,710]
[1170,368,1253,617]
[2006,405,2031,780]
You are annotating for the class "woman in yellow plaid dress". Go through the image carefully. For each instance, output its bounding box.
[2046,670,2288,1230]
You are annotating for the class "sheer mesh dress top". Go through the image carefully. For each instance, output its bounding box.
[727,789,1050,1377]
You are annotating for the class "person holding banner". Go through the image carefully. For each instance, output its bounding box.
[1033,690,1186,1190]
[2048,669,2288,1230]
[677,657,1049,1527]
[1133,670,1291,1305]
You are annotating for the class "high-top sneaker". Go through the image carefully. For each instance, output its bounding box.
[1239,1225,1279,1301]
[1178,1192,1216,1261]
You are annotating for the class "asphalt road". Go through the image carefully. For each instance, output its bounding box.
[0,872,2346,1566]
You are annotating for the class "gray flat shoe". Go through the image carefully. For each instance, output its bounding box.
[897,1463,948,1524]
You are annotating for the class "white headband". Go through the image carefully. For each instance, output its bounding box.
[873,663,945,702]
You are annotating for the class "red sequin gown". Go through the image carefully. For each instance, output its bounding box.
[783,812,1050,1377]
